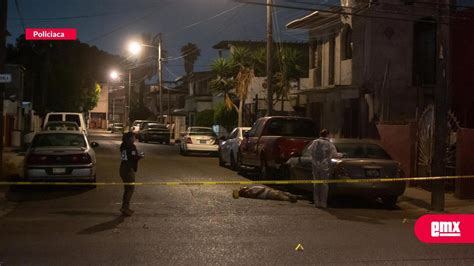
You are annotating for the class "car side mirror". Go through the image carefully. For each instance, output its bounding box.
[90,142,99,148]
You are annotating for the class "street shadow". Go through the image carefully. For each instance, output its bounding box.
[323,208,384,225]
[6,185,92,202]
[78,216,125,235]
[52,210,119,217]
[399,195,431,210]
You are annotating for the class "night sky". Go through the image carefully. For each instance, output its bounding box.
[5,0,473,80]
[6,0,309,80]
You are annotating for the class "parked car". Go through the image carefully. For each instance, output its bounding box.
[23,131,99,183]
[179,127,219,155]
[44,121,80,131]
[285,139,405,207]
[219,127,251,170]
[131,120,155,134]
[43,112,87,136]
[238,116,318,179]
[110,123,124,133]
[138,122,170,144]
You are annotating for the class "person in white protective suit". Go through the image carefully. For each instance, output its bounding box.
[307,129,342,208]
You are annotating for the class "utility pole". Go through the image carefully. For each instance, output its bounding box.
[0,0,8,179]
[266,0,273,116]
[431,0,449,211]
[127,68,131,129]
[158,33,163,123]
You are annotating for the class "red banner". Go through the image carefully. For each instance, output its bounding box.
[415,214,474,244]
[26,28,77,40]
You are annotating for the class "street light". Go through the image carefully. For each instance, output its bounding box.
[128,41,142,55]
[109,69,131,129]
[110,70,119,80]
[126,36,164,123]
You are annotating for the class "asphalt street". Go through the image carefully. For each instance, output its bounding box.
[0,131,473,265]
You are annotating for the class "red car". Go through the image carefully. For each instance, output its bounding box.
[238,116,318,179]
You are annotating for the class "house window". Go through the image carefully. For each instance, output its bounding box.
[329,37,336,85]
[341,25,353,60]
[413,19,437,86]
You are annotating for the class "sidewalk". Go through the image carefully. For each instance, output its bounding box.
[1,149,24,216]
[400,187,474,213]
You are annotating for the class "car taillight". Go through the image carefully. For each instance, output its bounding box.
[70,154,92,164]
[26,154,48,165]
[186,137,193,144]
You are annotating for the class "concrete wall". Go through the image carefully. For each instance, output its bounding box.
[455,128,474,199]
[376,122,417,178]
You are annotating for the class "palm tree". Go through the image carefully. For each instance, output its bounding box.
[180,42,201,75]
[211,46,255,127]
[273,46,304,110]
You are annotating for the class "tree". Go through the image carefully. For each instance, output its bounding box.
[6,35,124,114]
[181,42,201,75]
[196,109,215,127]
[214,103,238,132]
[210,46,256,127]
[273,47,304,109]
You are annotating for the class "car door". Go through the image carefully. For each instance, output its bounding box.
[293,145,313,190]
[241,121,262,165]
[223,129,237,162]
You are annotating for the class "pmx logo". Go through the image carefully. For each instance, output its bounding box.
[431,221,461,237]
[415,214,474,243]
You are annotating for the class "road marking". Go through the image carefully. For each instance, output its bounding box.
[295,243,304,251]
[0,175,473,186]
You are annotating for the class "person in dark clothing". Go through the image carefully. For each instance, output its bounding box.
[119,132,143,216]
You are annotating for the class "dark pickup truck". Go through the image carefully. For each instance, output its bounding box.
[237,116,318,179]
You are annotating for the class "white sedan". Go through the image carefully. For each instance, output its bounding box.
[179,127,219,155]
[23,131,98,183]
[218,127,250,170]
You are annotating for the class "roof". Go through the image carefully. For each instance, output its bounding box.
[286,7,342,30]
[213,40,308,50]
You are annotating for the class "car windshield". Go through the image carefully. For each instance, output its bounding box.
[148,124,167,129]
[335,143,391,160]
[31,134,87,148]
[189,128,216,136]
[45,122,79,131]
[265,119,317,137]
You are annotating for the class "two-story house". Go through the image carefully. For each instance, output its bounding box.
[287,0,451,138]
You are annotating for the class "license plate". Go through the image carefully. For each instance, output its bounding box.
[200,140,206,144]
[365,169,380,178]
[52,168,66,174]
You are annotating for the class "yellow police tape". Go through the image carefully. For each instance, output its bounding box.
[0,175,473,186]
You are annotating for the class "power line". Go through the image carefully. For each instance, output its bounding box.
[288,0,474,22]
[163,3,245,37]
[235,0,471,25]
[13,0,25,32]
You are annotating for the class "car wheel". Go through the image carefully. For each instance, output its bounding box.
[219,150,225,167]
[237,153,246,175]
[230,153,238,171]
[381,195,398,208]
